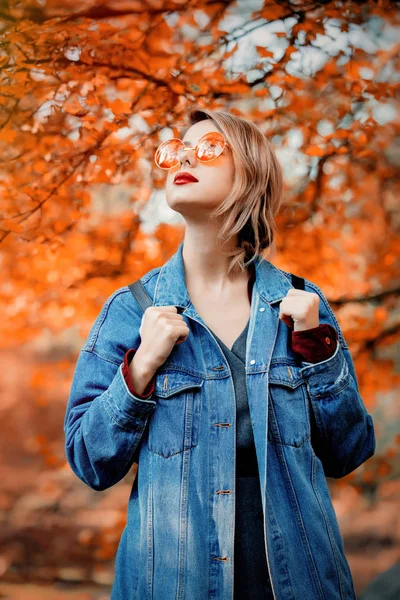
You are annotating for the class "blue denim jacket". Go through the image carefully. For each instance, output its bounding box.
[64,241,376,600]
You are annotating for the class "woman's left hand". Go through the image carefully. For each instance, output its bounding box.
[279,289,320,332]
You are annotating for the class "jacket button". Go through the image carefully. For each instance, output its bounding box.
[325,337,331,344]
[259,307,265,312]
[250,359,256,365]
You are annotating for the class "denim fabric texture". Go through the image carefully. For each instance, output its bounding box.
[64,241,376,600]
[213,321,274,599]
[121,267,338,399]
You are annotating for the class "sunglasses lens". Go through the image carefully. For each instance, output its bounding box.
[196,132,225,162]
[154,132,227,169]
[155,139,182,169]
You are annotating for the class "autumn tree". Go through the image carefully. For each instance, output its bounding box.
[0,0,399,497]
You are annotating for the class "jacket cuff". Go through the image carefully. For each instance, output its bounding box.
[122,348,156,399]
[298,339,348,398]
[292,323,338,363]
[105,363,157,429]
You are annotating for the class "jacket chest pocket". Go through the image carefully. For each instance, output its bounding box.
[147,370,204,459]
[268,363,311,447]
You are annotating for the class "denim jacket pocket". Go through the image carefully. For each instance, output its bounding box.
[147,369,204,458]
[268,362,311,447]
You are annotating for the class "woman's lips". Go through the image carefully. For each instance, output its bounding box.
[174,179,198,185]
[174,172,199,184]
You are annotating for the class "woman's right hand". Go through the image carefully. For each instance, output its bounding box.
[135,306,190,374]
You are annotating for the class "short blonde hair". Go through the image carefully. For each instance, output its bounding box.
[181,107,284,275]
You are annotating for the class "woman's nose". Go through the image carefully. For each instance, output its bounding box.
[178,147,196,166]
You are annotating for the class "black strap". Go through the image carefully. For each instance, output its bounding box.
[128,272,305,311]
[291,273,305,290]
[128,280,153,313]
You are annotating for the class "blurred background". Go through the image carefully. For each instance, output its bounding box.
[0,0,399,598]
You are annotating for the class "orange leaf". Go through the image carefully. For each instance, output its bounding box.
[108,98,131,115]
[256,46,274,59]
[254,88,269,97]
[304,145,326,157]
[262,5,288,20]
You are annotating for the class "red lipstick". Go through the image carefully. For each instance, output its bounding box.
[174,172,199,184]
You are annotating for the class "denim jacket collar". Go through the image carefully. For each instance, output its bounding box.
[152,241,294,310]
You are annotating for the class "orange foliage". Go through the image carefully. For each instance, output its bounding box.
[0,0,399,498]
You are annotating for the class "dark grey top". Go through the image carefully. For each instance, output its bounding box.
[213,318,259,477]
[213,320,274,599]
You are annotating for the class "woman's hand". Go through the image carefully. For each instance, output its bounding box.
[279,288,320,332]
[135,305,190,374]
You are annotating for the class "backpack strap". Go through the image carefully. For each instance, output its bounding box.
[128,279,153,313]
[291,273,305,290]
[290,273,307,367]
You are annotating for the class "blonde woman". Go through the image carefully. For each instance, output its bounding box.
[64,108,376,600]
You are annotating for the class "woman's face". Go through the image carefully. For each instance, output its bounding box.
[164,120,235,220]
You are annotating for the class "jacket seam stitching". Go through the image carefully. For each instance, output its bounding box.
[84,289,128,351]
[312,379,350,400]
[140,268,161,285]
[84,271,159,352]
[102,395,137,432]
[102,394,150,434]
[311,454,345,598]
[277,441,325,597]
[81,348,120,366]
[103,398,145,483]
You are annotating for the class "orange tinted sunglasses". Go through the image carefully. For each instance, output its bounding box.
[154,131,231,170]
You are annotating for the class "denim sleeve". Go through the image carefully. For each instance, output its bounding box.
[64,289,156,491]
[299,282,376,479]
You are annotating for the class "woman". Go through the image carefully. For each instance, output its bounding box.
[64,108,376,600]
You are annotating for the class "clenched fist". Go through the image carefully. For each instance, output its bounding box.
[136,305,190,373]
[279,288,320,332]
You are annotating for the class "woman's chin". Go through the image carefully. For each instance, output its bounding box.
[166,192,197,210]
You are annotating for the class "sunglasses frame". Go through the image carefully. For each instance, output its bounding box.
[154,131,231,170]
